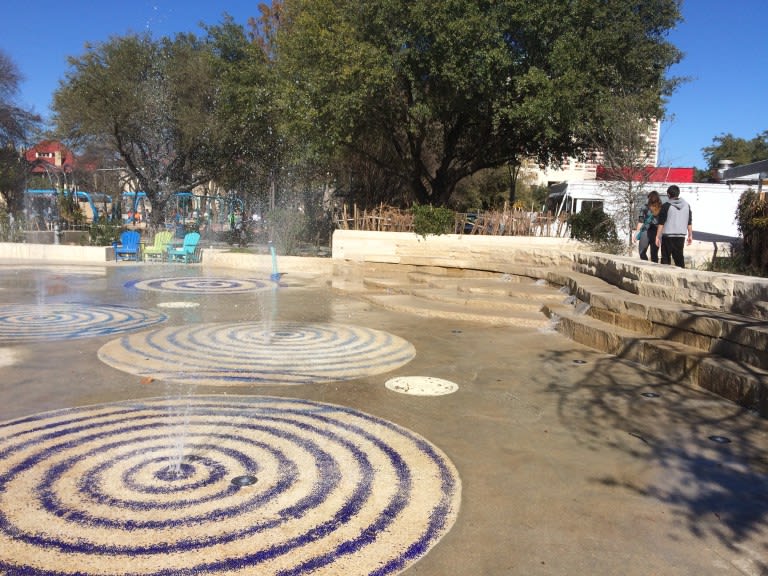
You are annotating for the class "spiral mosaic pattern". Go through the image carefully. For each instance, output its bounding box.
[130,276,273,294]
[0,395,461,575]
[98,322,416,386]
[0,304,167,342]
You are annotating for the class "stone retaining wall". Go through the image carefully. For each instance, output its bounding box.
[331,230,768,319]
[0,242,113,263]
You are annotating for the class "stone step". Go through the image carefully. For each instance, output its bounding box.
[409,287,546,313]
[361,293,552,329]
[544,302,768,416]
[365,274,566,302]
[546,268,768,371]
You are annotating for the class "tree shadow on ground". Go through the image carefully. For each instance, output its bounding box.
[540,347,768,573]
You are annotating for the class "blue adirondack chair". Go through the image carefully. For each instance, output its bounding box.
[114,230,141,261]
[167,232,201,263]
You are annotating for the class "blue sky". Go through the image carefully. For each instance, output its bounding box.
[3,0,767,169]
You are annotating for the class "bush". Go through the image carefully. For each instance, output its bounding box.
[0,210,24,242]
[411,204,455,236]
[569,207,623,253]
[89,217,122,246]
[736,190,768,276]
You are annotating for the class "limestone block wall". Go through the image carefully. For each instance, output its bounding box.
[202,250,334,276]
[331,230,768,319]
[331,230,584,271]
[0,242,112,262]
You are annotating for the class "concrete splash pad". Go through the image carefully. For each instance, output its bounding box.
[0,395,460,575]
[0,261,767,575]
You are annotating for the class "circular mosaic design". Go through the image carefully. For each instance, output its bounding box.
[98,322,416,386]
[385,376,459,396]
[0,395,461,575]
[130,276,272,294]
[0,304,167,342]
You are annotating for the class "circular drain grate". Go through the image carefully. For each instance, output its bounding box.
[156,301,200,309]
[708,435,732,444]
[0,395,461,575]
[385,376,459,396]
[231,475,258,486]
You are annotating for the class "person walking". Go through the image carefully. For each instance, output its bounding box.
[634,190,662,262]
[655,185,692,268]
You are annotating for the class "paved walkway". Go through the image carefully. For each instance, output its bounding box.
[0,262,766,575]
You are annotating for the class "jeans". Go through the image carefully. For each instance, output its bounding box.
[638,226,659,263]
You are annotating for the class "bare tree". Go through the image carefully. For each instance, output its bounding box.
[0,50,41,217]
[592,95,660,248]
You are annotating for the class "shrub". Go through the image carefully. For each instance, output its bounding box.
[736,190,768,276]
[89,217,122,246]
[568,207,623,253]
[411,204,455,236]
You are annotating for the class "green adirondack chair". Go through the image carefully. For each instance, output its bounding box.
[143,230,173,261]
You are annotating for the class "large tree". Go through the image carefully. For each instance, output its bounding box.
[202,16,286,214]
[702,131,768,172]
[276,0,682,207]
[52,33,220,227]
[0,50,41,216]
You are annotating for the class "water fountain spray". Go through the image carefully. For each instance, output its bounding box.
[269,241,280,282]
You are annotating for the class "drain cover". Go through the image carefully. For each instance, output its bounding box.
[708,435,731,444]
[385,376,459,396]
[231,475,258,486]
[156,301,200,309]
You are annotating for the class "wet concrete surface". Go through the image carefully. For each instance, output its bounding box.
[1,262,767,575]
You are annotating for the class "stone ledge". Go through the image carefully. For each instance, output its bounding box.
[332,230,768,320]
[546,302,768,416]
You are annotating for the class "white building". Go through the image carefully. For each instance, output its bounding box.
[548,179,753,249]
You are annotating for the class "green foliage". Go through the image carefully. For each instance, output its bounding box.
[569,207,619,246]
[88,217,122,246]
[736,190,768,276]
[702,131,768,172]
[52,33,220,227]
[0,208,24,242]
[278,0,681,207]
[0,147,26,215]
[411,204,455,237]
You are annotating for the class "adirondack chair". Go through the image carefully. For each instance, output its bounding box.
[143,230,173,261]
[167,232,201,263]
[114,230,141,261]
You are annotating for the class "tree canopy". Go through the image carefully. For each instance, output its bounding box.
[52,33,221,226]
[47,0,683,220]
[702,131,768,172]
[276,0,682,206]
[0,50,40,215]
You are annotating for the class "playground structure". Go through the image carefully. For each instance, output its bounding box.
[23,189,247,231]
[24,189,114,229]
